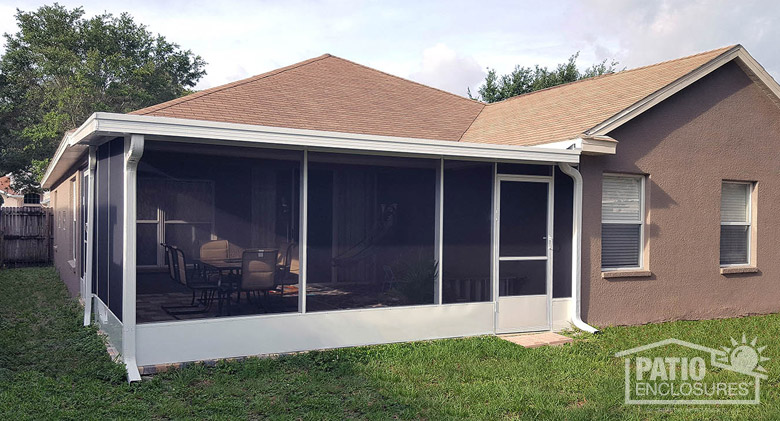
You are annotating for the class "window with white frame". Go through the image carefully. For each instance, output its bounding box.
[601,174,644,270]
[720,182,752,266]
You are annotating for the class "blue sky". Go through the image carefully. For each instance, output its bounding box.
[2,0,779,97]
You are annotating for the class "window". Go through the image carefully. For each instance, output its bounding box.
[601,174,644,270]
[23,193,40,205]
[720,182,752,266]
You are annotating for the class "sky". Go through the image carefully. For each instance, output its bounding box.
[1,0,779,97]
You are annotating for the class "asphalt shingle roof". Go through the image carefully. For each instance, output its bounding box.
[132,46,738,146]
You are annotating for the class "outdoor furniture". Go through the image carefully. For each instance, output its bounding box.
[199,239,229,260]
[160,244,220,319]
[236,248,279,311]
[276,242,299,299]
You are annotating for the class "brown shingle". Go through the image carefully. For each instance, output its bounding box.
[132,46,738,147]
[459,46,737,146]
[131,54,484,141]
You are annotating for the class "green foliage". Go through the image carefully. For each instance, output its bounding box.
[392,257,437,305]
[0,4,206,191]
[469,52,621,103]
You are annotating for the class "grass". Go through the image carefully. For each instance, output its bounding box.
[2,267,780,419]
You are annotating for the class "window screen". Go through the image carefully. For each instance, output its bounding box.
[720,182,751,266]
[601,175,643,269]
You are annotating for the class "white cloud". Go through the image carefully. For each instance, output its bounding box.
[408,43,485,97]
[566,0,780,77]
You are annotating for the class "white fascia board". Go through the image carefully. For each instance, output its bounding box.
[42,112,580,188]
[74,112,581,163]
[532,138,580,150]
[40,131,89,189]
[587,45,780,136]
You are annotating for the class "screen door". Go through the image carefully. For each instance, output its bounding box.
[494,176,553,333]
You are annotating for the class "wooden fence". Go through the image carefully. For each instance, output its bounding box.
[0,206,53,267]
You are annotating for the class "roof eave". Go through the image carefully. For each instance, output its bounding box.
[586,45,780,137]
[42,112,582,189]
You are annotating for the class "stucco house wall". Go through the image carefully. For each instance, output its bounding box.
[51,169,83,297]
[580,61,780,326]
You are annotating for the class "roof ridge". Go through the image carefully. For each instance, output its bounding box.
[484,45,738,107]
[131,54,334,115]
[327,55,485,105]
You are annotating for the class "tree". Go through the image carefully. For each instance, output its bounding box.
[469,53,620,103]
[0,4,207,191]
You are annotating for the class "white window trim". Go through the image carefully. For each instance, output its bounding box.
[720,181,753,268]
[601,173,645,271]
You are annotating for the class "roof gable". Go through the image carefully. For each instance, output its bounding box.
[131,54,484,141]
[459,45,742,146]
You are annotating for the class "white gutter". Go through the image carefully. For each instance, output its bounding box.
[42,112,581,188]
[122,134,144,382]
[557,163,599,334]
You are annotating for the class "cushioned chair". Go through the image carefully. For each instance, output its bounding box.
[237,248,279,310]
[199,239,229,261]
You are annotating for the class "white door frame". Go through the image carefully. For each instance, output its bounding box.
[493,173,554,333]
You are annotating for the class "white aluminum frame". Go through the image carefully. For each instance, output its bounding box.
[600,173,646,271]
[493,173,554,333]
[91,132,580,372]
[720,181,754,267]
[83,147,96,326]
[434,158,444,305]
[299,149,308,314]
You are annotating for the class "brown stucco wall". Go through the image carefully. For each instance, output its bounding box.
[51,170,82,297]
[580,61,780,326]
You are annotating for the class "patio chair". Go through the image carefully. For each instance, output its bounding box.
[276,242,299,299]
[160,245,219,318]
[236,248,279,311]
[199,239,229,260]
[196,239,230,279]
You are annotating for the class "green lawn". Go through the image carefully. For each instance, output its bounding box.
[1,267,780,419]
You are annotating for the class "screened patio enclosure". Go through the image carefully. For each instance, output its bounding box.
[132,141,575,325]
[72,113,583,376]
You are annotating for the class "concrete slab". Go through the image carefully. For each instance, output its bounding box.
[499,331,573,348]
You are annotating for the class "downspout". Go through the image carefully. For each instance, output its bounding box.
[83,146,97,326]
[557,163,599,334]
[122,134,144,382]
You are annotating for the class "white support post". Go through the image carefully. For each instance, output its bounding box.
[298,149,308,314]
[491,162,498,330]
[123,134,144,382]
[83,146,97,327]
[433,158,443,305]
